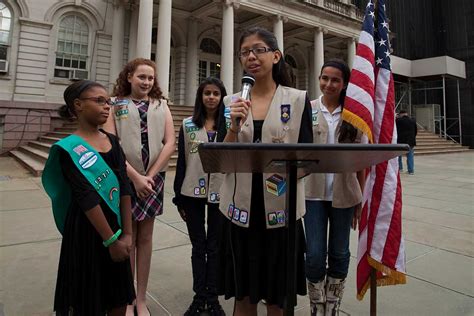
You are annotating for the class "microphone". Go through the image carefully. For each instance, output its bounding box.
[236,74,255,127]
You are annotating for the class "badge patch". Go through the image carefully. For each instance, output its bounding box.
[190,132,196,140]
[228,204,234,218]
[210,193,216,202]
[276,211,286,224]
[109,187,118,200]
[268,212,278,226]
[186,126,200,133]
[233,208,240,221]
[239,210,248,224]
[79,152,98,169]
[265,174,287,196]
[73,145,88,156]
[312,109,319,126]
[194,187,200,195]
[281,104,291,123]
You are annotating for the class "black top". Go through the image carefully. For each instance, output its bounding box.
[396,116,418,147]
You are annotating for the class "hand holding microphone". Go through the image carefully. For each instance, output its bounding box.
[230,74,255,132]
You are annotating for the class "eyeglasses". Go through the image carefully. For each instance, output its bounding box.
[238,46,274,58]
[79,97,113,106]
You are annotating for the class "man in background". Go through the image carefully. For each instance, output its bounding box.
[396,110,418,175]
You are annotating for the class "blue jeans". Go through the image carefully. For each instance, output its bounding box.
[304,200,354,282]
[398,146,414,173]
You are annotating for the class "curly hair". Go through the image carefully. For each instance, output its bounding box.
[112,58,163,99]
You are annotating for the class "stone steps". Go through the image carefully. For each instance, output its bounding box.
[9,105,194,176]
[414,130,470,155]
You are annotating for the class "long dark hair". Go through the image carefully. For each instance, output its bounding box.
[319,59,358,143]
[192,77,227,129]
[239,27,291,87]
[112,58,163,99]
[59,80,105,119]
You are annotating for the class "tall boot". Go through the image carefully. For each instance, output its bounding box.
[325,277,346,316]
[307,279,326,316]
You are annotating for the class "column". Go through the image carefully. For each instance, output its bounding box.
[273,15,285,53]
[221,1,234,93]
[135,0,153,59]
[185,17,199,106]
[314,27,324,98]
[233,28,243,93]
[347,37,356,69]
[156,0,172,97]
[308,45,315,99]
[128,4,139,60]
[109,1,125,91]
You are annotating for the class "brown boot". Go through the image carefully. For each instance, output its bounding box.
[307,279,325,316]
[325,277,346,316]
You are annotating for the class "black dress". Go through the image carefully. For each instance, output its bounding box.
[54,131,135,315]
[217,98,313,308]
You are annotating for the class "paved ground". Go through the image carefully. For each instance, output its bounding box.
[0,152,473,315]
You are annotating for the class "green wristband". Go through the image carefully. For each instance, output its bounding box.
[103,229,122,247]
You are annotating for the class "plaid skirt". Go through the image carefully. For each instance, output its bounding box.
[131,171,165,221]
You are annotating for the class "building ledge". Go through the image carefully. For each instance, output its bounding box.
[392,55,466,79]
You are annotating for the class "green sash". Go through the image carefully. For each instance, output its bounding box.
[42,134,121,234]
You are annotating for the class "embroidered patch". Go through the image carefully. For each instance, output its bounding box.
[268,212,278,226]
[199,178,206,187]
[233,207,240,221]
[210,193,216,202]
[265,174,287,196]
[239,210,248,224]
[190,132,196,140]
[109,187,118,200]
[186,126,200,133]
[312,109,319,126]
[73,145,88,156]
[79,151,98,169]
[194,187,200,195]
[189,141,203,154]
[227,204,234,218]
[276,211,286,224]
[224,107,232,119]
[281,104,291,123]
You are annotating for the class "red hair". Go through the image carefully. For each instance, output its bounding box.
[112,58,163,99]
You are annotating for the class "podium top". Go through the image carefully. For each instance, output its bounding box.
[198,143,409,174]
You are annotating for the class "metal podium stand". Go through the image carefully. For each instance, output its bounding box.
[198,143,408,316]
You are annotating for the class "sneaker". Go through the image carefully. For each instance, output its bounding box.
[206,301,226,316]
[184,299,206,316]
[408,172,414,175]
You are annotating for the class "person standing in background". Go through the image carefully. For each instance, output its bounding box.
[396,110,417,175]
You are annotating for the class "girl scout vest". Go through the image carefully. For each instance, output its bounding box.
[112,97,167,174]
[305,97,362,208]
[42,135,121,234]
[219,85,307,229]
[180,117,223,204]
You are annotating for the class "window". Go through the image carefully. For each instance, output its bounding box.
[198,38,221,84]
[54,15,89,80]
[200,38,221,54]
[0,2,12,72]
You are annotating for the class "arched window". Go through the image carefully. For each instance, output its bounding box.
[285,55,297,69]
[285,54,298,88]
[200,38,221,54]
[54,15,89,79]
[0,2,12,72]
[198,38,221,83]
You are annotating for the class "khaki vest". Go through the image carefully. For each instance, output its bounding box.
[112,97,167,175]
[180,117,223,204]
[305,98,362,208]
[219,85,307,229]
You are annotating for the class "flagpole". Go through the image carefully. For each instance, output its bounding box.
[370,268,377,316]
[370,0,378,315]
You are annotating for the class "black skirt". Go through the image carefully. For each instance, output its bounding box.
[218,173,307,308]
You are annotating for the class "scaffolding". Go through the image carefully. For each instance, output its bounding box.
[394,76,463,144]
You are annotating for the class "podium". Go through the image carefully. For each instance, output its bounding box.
[198,143,408,315]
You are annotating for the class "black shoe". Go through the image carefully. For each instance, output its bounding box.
[184,299,206,316]
[206,301,225,316]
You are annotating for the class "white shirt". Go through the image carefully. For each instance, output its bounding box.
[318,96,342,201]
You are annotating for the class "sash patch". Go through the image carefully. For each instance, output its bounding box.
[281,104,291,123]
[266,174,286,196]
[312,109,319,126]
[79,152,98,169]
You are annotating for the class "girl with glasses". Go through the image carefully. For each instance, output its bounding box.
[43,80,135,315]
[217,27,313,315]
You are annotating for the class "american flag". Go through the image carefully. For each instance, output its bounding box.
[342,0,407,300]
